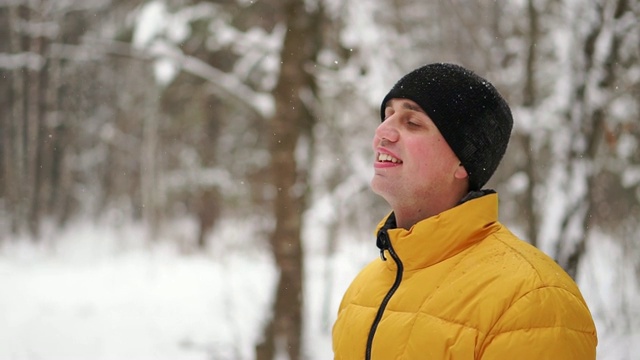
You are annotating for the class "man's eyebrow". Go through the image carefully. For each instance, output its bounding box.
[384,99,426,114]
[401,101,425,114]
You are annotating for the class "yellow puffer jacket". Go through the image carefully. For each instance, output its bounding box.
[333,193,597,359]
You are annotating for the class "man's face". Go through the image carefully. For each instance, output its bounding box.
[371,98,466,214]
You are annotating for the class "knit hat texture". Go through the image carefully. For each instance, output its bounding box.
[380,63,513,191]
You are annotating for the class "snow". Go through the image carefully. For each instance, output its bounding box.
[0,174,636,360]
[132,1,167,49]
[0,219,277,360]
[597,333,640,360]
[0,213,637,359]
[0,52,45,71]
[154,57,179,86]
[622,166,640,188]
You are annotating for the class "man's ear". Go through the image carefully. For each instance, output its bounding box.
[454,163,468,180]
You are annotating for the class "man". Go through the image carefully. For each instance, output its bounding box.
[332,63,597,359]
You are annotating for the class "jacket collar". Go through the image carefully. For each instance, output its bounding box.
[375,192,501,271]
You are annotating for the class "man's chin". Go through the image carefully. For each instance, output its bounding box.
[370,181,395,203]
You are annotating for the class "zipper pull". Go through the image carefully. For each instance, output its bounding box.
[376,229,389,261]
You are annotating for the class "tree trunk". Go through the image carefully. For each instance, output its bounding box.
[7,4,27,235]
[520,0,540,247]
[554,0,629,278]
[0,6,11,229]
[256,0,320,359]
[141,89,161,241]
[28,24,51,239]
[195,93,224,249]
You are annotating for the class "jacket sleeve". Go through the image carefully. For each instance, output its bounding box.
[480,286,597,360]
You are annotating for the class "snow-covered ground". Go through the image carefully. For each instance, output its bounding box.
[0,220,274,360]
[0,218,637,359]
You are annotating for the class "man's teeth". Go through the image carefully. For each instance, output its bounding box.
[378,153,401,163]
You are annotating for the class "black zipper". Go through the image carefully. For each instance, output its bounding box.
[365,228,404,360]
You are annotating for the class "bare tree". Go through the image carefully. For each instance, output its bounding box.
[518,0,541,248]
[552,0,636,278]
[255,0,322,358]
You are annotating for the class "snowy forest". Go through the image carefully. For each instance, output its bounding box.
[1,0,639,359]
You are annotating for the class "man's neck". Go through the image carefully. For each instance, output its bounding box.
[393,205,451,230]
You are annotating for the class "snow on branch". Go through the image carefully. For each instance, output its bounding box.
[147,41,274,119]
[79,37,274,119]
[0,52,44,70]
[0,0,24,6]
[0,0,108,11]
[14,19,60,39]
[128,0,273,118]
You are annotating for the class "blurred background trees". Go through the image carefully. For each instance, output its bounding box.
[1,0,639,358]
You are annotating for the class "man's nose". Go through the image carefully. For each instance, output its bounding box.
[375,117,399,142]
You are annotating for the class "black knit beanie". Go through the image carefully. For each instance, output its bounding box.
[380,63,513,191]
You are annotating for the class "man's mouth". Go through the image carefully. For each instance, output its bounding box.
[377,153,402,164]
